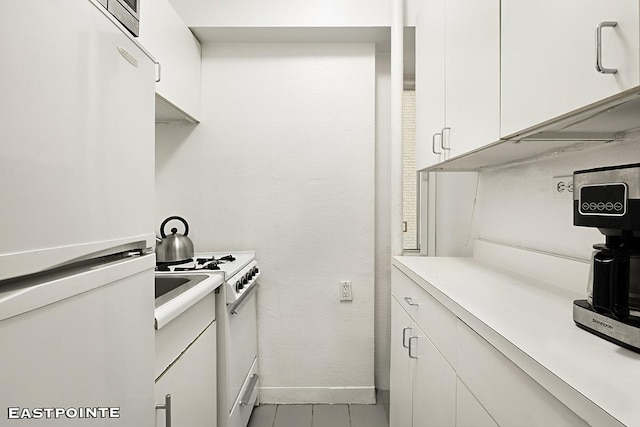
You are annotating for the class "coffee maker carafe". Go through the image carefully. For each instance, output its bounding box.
[573,163,640,352]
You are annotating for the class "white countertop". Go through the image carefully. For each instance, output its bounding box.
[393,242,640,427]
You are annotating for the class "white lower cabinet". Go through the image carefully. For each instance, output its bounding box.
[456,378,497,427]
[155,321,217,427]
[391,265,588,427]
[154,292,217,427]
[390,297,417,427]
[412,325,456,427]
[456,321,587,427]
[390,296,456,427]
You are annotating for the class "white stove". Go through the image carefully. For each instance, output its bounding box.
[157,251,260,305]
[155,251,260,427]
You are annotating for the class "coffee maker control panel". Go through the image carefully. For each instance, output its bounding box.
[579,183,627,216]
[574,163,640,232]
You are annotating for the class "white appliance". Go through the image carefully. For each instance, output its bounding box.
[157,251,261,427]
[0,1,156,424]
[96,0,140,37]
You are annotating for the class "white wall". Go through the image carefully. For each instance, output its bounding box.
[472,137,640,261]
[168,0,390,27]
[155,43,377,403]
[375,52,392,392]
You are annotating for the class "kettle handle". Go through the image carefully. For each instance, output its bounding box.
[160,216,190,238]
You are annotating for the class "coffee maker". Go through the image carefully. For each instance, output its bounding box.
[573,163,640,352]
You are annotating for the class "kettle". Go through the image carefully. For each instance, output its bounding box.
[155,216,195,263]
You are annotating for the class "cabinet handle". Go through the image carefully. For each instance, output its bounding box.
[240,374,259,406]
[440,127,451,151]
[432,133,442,155]
[402,327,411,348]
[595,21,618,74]
[404,296,419,306]
[155,394,172,427]
[155,60,162,83]
[408,336,418,359]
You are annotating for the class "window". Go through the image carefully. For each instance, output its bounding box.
[402,89,419,251]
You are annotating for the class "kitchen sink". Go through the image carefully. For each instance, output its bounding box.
[155,274,209,307]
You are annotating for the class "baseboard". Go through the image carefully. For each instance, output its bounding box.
[258,386,376,404]
[378,389,390,421]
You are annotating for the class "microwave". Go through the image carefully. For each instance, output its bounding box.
[97,0,139,37]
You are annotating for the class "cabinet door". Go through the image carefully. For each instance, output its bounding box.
[501,0,640,137]
[444,0,500,158]
[155,322,217,427]
[411,327,456,427]
[456,321,588,427]
[456,378,497,427]
[389,298,415,427]
[415,0,445,170]
[138,0,202,120]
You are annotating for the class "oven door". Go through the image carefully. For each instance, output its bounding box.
[227,288,258,412]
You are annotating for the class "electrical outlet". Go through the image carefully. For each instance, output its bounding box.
[552,175,574,199]
[339,281,352,301]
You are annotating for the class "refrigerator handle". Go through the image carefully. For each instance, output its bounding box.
[155,394,172,427]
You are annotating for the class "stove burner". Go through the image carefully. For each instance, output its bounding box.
[195,254,236,264]
[174,262,221,271]
[155,254,236,272]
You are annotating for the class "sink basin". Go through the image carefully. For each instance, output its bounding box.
[155,276,189,299]
[155,274,209,308]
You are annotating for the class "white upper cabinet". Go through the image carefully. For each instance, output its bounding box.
[139,0,202,122]
[444,0,500,159]
[415,0,445,170]
[415,0,500,170]
[501,0,640,137]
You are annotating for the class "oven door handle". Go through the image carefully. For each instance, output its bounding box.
[229,281,259,315]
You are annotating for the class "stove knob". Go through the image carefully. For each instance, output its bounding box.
[235,281,241,292]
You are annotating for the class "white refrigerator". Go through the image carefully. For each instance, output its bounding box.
[0,1,156,424]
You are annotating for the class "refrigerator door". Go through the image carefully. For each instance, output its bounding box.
[0,254,155,425]
[0,0,155,281]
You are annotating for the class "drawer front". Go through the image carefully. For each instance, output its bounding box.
[392,266,420,319]
[392,266,456,367]
[229,358,259,427]
[456,320,588,427]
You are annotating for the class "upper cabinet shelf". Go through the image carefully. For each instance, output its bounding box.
[416,0,640,172]
[138,0,201,123]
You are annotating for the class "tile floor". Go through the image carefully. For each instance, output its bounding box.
[247,399,388,427]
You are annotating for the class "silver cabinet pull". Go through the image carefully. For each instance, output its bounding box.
[404,296,419,306]
[155,60,162,82]
[156,394,172,427]
[596,21,618,74]
[432,133,442,155]
[402,327,411,348]
[440,127,451,151]
[408,336,418,359]
[240,374,259,406]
